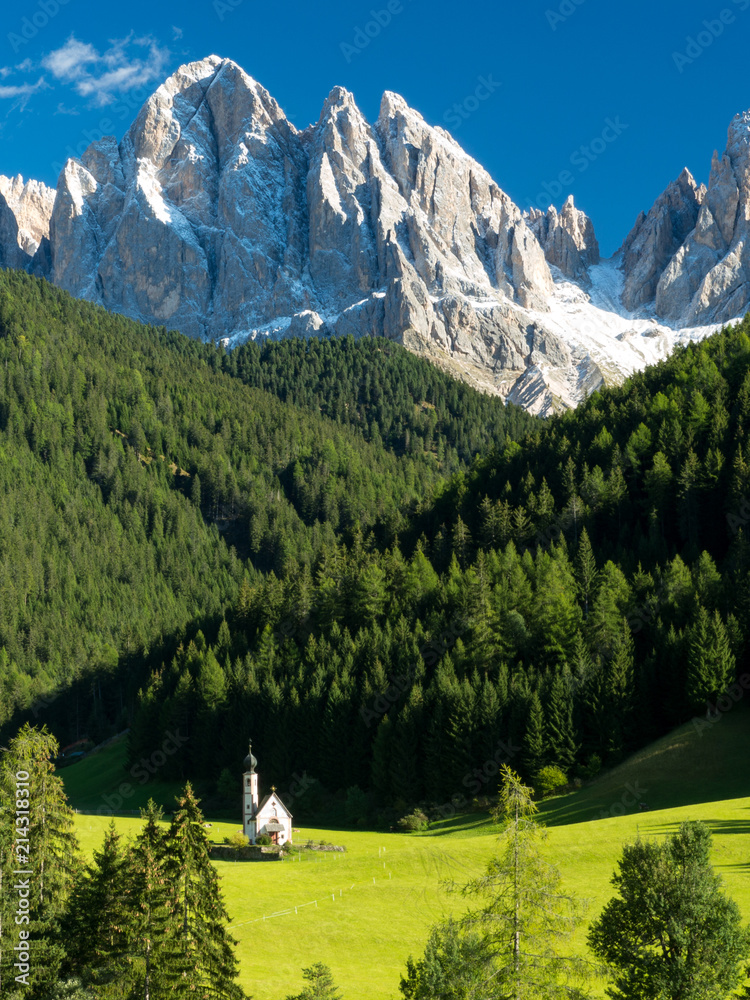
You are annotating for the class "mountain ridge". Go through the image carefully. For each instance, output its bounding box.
[1,55,749,414]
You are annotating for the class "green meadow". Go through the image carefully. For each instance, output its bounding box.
[64,703,750,999]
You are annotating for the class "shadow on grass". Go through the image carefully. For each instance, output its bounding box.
[538,703,750,829]
[419,812,499,838]
[646,813,750,838]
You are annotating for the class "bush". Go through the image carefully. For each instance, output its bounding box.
[256,834,272,846]
[534,765,569,798]
[397,809,430,832]
[228,829,249,849]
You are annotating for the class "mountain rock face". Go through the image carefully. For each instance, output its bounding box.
[619,168,704,311]
[0,193,26,270]
[528,196,600,281]
[33,57,576,409]
[653,113,750,326]
[0,175,55,257]
[1,57,750,414]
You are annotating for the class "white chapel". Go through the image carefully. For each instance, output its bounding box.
[242,741,293,846]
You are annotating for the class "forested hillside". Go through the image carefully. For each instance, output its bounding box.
[0,270,531,736]
[129,319,750,809]
[229,337,535,465]
[3,267,749,816]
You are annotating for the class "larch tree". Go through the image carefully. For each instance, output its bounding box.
[402,766,591,1000]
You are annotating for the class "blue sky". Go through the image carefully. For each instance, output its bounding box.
[0,0,748,254]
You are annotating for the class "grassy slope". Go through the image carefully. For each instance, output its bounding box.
[64,703,750,999]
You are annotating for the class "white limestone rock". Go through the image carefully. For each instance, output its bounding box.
[14,57,750,412]
[620,168,703,311]
[528,196,600,282]
[0,175,55,256]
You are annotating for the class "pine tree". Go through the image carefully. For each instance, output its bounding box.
[63,822,130,998]
[285,963,342,1000]
[165,783,246,1000]
[125,800,181,1000]
[522,692,546,780]
[0,724,79,998]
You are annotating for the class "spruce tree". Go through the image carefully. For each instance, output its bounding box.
[165,783,246,1000]
[575,529,597,619]
[604,623,635,759]
[125,800,181,1000]
[0,725,79,999]
[545,672,578,773]
[522,691,546,779]
[687,606,736,711]
[285,963,342,1000]
[400,921,489,999]
[63,822,131,997]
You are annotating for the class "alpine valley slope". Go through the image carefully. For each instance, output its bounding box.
[2,56,750,415]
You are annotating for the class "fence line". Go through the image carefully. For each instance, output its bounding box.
[230,874,394,929]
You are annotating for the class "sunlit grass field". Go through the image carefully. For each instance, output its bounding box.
[65,704,750,999]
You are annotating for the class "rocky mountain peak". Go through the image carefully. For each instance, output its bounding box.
[528,195,600,281]
[0,174,55,256]
[620,167,703,312]
[4,58,750,416]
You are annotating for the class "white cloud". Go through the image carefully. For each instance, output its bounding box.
[43,37,99,82]
[43,34,170,107]
[0,77,47,110]
[0,59,38,80]
[172,26,184,40]
[54,102,81,116]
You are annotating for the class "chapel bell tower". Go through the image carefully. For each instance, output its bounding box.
[243,741,259,842]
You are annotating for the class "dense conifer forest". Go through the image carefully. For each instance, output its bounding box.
[2,269,749,812]
[0,270,532,746]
